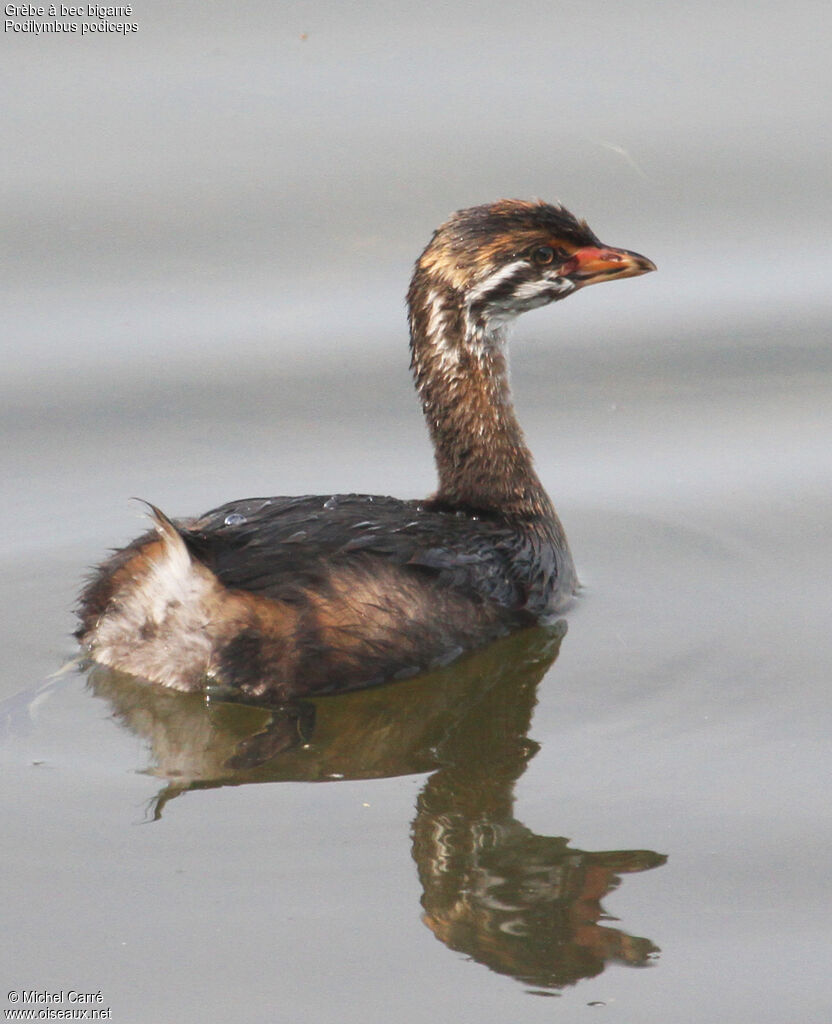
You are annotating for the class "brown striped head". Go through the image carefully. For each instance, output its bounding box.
[409,199,655,334]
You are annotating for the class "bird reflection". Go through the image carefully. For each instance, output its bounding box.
[86,623,665,992]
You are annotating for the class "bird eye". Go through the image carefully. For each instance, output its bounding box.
[531,245,556,265]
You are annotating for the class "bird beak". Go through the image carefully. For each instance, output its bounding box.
[560,246,656,287]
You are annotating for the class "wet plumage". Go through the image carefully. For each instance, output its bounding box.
[77,199,655,699]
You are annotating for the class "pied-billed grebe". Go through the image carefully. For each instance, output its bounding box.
[77,200,654,699]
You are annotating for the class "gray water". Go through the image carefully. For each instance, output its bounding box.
[2,3,831,1021]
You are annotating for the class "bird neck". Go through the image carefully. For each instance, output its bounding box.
[408,276,556,522]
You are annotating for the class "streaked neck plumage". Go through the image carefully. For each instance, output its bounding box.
[408,269,558,524]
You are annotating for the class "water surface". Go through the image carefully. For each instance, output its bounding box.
[3,2,831,1020]
[3,325,830,1021]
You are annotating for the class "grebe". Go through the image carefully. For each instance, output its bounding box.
[77,200,654,700]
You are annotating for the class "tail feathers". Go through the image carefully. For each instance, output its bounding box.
[78,501,226,690]
[133,499,191,561]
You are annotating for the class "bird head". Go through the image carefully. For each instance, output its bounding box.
[413,199,655,326]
